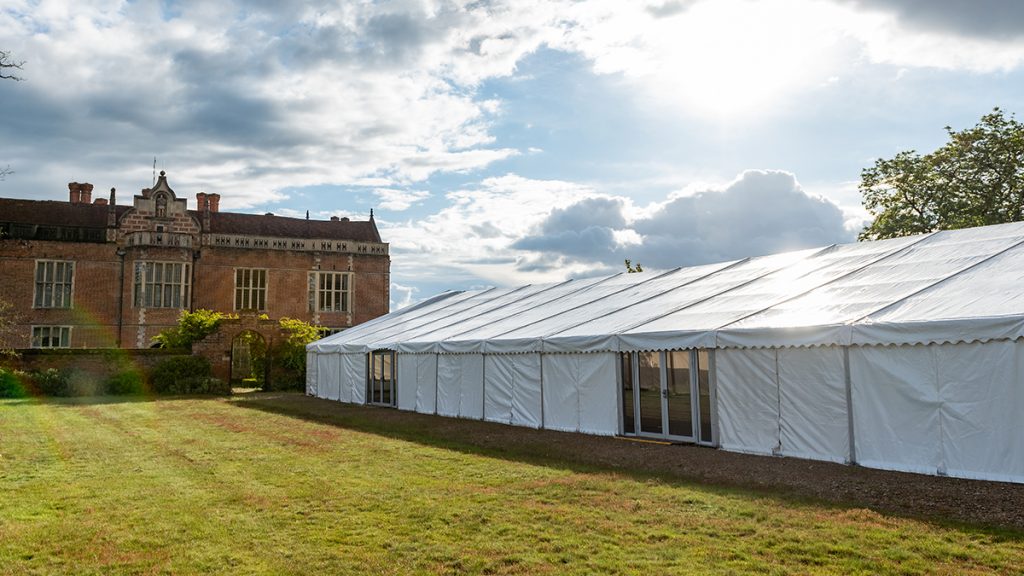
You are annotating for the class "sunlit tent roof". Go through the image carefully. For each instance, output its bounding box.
[311,221,1024,354]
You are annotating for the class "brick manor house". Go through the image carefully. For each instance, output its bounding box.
[0,172,390,349]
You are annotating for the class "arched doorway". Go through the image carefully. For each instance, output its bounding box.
[231,330,267,387]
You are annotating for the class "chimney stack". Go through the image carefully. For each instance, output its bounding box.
[80,183,93,204]
[196,192,208,212]
[68,182,81,204]
[208,193,220,213]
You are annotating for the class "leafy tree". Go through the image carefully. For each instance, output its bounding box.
[267,317,324,391]
[624,259,643,273]
[153,309,231,350]
[859,108,1024,240]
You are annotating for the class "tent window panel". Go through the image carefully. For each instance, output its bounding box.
[621,353,635,434]
[697,349,712,443]
[637,351,663,435]
[667,350,693,438]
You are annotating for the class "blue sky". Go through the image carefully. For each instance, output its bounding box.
[3,0,1024,309]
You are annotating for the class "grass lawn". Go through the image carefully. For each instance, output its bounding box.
[1,393,1022,575]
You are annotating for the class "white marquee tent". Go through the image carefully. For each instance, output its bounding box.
[308,222,1024,483]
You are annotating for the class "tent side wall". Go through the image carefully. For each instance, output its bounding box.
[306,351,318,397]
[541,352,619,435]
[716,346,849,463]
[850,339,1024,483]
[397,353,439,414]
[437,353,485,419]
[484,353,543,427]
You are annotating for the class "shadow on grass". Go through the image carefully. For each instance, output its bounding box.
[0,392,231,407]
[228,391,1024,538]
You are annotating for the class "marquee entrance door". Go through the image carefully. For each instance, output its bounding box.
[620,350,713,444]
[368,349,396,407]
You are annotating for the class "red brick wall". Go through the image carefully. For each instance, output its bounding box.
[0,240,390,350]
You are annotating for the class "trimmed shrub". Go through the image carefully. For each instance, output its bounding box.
[150,356,229,395]
[30,368,75,396]
[0,367,28,398]
[104,371,145,395]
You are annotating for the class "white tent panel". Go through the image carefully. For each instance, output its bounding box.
[414,353,438,414]
[313,290,475,353]
[935,340,1024,482]
[436,354,460,417]
[335,287,517,352]
[317,353,341,402]
[353,285,578,353]
[716,348,780,455]
[850,345,941,475]
[511,353,543,428]
[484,354,542,427]
[719,224,1024,348]
[855,242,1024,346]
[483,355,514,424]
[341,352,367,404]
[399,278,608,353]
[577,353,619,435]
[306,351,318,396]
[777,346,848,463]
[542,353,619,435]
[436,354,484,419]
[540,354,580,432]
[453,272,660,344]
[396,354,418,411]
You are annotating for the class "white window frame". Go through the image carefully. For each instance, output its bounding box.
[33,260,74,309]
[31,325,71,348]
[234,268,268,311]
[308,271,352,313]
[134,261,191,309]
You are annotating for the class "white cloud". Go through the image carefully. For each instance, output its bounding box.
[510,169,853,271]
[4,0,1024,208]
[373,188,431,211]
[390,281,420,310]
[381,170,853,305]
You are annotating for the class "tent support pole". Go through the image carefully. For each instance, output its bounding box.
[844,346,857,465]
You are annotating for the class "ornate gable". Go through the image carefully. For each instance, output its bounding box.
[118,171,200,243]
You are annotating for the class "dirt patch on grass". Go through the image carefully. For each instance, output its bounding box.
[232,392,1024,532]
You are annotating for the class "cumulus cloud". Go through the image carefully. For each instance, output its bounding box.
[373,188,431,211]
[512,170,853,271]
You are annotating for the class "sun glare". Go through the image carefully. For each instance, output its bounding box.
[636,0,848,119]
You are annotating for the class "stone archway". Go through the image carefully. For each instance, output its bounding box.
[192,312,285,388]
[230,329,267,386]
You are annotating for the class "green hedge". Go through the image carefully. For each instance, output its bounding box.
[150,356,230,395]
[0,358,230,398]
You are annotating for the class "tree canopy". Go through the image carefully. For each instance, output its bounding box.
[859,108,1024,241]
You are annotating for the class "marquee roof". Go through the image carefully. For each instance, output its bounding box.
[311,221,1024,354]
